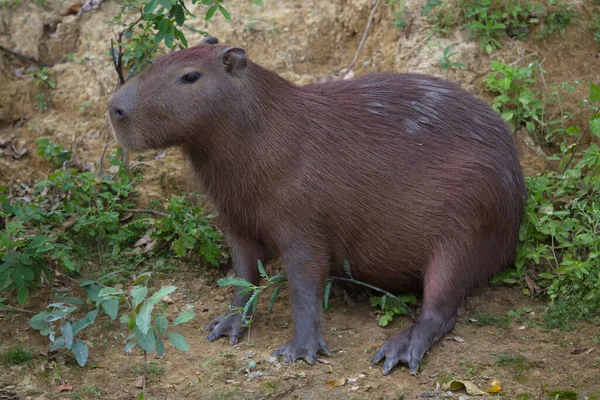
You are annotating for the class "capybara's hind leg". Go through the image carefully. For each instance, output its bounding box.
[373,247,468,375]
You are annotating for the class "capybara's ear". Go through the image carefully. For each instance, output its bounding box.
[200,36,219,45]
[221,47,247,75]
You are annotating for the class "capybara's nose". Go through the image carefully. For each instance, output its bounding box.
[108,90,133,122]
[108,99,127,122]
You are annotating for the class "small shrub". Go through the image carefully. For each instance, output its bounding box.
[536,3,578,39]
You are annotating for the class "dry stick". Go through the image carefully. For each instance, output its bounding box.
[0,305,36,314]
[98,116,114,176]
[346,0,384,73]
[0,44,53,67]
[129,209,170,217]
[398,34,432,60]
[561,108,600,174]
[329,276,416,321]
[143,350,147,399]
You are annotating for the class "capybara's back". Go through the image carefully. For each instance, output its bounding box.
[108,38,527,375]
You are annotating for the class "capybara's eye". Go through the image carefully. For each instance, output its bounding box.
[181,72,202,84]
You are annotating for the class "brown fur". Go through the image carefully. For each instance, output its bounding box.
[108,39,527,374]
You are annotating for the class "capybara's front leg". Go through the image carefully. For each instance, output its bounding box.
[272,245,330,364]
[205,235,267,345]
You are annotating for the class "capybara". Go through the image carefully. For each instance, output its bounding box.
[107,36,527,375]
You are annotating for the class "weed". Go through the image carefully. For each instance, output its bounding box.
[594,13,600,42]
[469,313,510,328]
[29,67,55,112]
[71,385,101,399]
[545,389,578,400]
[386,0,408,31]
[536,3,578,39]
[36,137,73,168]
[426,2,459,36]
[495,353,541,376]
[133,361,166,379]
[459,0,506,53]
[370,293,417,327]
[1,346,33,364]
[439,45,464,74]
[507,306,533,321]
[484,60,544,135]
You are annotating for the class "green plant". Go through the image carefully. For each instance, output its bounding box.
[459,0,506,53]
[484,60,545,135]
[29,67,55,112]
[110,0,231,78]
[425,1,459,36]
[386,0,408,30]
[593,13,600,42]
[439,45,464,74]
[469,312,510,328]
[536,3,578,39]
[500,83,600,321]
[151,196,224,266]
[370,293,417,326]
[1,346,33,364]
[217,261,286,326]
[507,306,533,321]
[36,137,73,168]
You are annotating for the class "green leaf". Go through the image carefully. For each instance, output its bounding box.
[101,299,119,320]
[134,325,156,353]
[125,341,137,353]
[50,337,66,351]
[72,339,89,367]
[131,286,148,309]
[155,315,168,335]
[29,311,50,330]
[323,280,332,310]
[17,287,29,304]
[143,0,158,14]
[205,4,218,20]
[590,117,600,139]
[61,322,73,349]
[159,0,172,10]
[378,315,389,327]
[168,332,189,351]
[136,301,154,334]
[218,5,230,20]
[173,310,195,326]
[148,285,176,305]
[217,277,253,288]
[589,82,600,102]
[174,4,185,26]
[156,336,165,357]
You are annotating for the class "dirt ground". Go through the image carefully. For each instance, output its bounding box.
[1,0,600,399]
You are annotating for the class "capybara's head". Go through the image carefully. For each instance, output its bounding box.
[107,36,249,151]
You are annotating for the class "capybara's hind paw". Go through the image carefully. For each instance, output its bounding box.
[271,336,330,364]
[205,313,245,345]
[372,329,426,375]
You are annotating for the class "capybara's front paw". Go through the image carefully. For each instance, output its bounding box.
[272,335,330,364]
[205,312,246,345]
[372,325,426,375]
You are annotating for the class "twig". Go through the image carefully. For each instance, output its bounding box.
[129,209,170,217]
[0,44,53,67]
[561,108,600,173]
[0,305,36,314]
[329,276,416,321]
[346,0,384,73]
[143,350,147,399]
[98,115,114,176]
[399,34,432,60]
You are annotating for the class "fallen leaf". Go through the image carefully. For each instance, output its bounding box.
[57,384,73,392]
[134,375,144,388]
[518,325,526,330]
[441,380,487,395]
[350,386,360,391]
[487,379,501,393]
[525,274,542,296]
[453,336,465,343]
[59,3,82,15]
[571,347,594,355]
[9,142,27,159]
[325,378,346,388]
[316,358,331,364]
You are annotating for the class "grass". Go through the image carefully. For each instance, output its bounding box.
[543,299,600,331]
[132,361,166,379]
[1,346,33,365]
[469,313,510,328]
[71,385,102,399]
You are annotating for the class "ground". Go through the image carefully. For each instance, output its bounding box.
[0,0,599,399]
